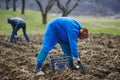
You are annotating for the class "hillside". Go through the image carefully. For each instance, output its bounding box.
[0,10,120,35]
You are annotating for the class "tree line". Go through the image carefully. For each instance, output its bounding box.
[6,0,103,24]
[6,0,25,14]
[5,0,81,24]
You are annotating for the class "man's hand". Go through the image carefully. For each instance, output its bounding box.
[77,57,84,68]
[77,60,86,74]
[77,61,83,69]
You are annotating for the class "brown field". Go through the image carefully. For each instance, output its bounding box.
[0,33,120,80]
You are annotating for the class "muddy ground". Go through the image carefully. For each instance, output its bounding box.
[0,33,120,80]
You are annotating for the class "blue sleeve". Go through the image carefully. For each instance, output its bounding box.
[67,29,79,58]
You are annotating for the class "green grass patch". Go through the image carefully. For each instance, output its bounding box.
[0,10,120,35]
[0,10,56,35]
[74,16,120,35]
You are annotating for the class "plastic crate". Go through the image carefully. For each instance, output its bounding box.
[8,36,21,42]
[14,36,21,41]
[48,54,72,72]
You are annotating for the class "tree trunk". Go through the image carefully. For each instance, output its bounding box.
[6,0,10,10]
[62,13,68,17]
[42,13,47,24]
[21,0,25,14]
[35,0,55,24]
[13,0,17,11]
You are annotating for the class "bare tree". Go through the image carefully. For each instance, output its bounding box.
[35,0,55,24]
[21,0,25,14]
[12,0,17,11]
[5,0,10,10]
[56,0,80,16]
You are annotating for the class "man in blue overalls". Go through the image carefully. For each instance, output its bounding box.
[35,17,89,75]
[7,17,30,43]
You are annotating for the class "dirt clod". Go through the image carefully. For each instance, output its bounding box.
[0,33,120,80]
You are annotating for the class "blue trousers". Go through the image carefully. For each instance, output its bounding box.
[36,41,74,70]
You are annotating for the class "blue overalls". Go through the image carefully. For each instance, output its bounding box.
[36,17,83,70]
[8,17,30,43]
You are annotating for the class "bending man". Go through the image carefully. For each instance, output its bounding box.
[7,17,30,43]
[35,17,89,75]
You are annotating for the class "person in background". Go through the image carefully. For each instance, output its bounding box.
[35,17,89,75]
[7,17,30,43]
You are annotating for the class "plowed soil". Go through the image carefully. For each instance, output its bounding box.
[0,33,120,80]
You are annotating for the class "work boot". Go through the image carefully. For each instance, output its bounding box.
[71,64,79,70]
[36,70,45,76]
[35,63,44,76]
